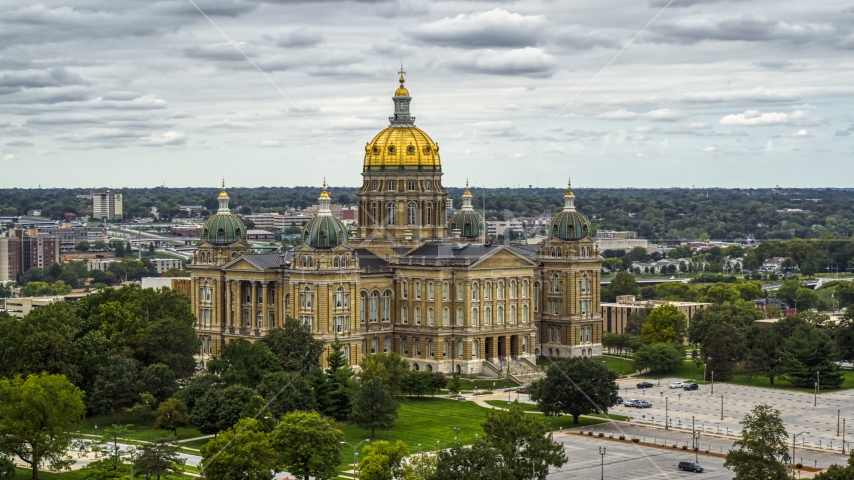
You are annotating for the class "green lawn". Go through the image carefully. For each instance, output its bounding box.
[81,414,204,442]
[456,377,519,391]
[178,438,211,450]
[14,468,194,479]
[337,398,607,468]
[483,400,629,421]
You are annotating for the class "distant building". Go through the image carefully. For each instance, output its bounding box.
[0,230,61,282]
[595,230,637,239]
[28,224,106,252]
[487,220,524,237]
[93,191,123,221]
[3,293,88,318]
[759,256,788,273]
[149,258,184,274]
[171,226,202,237]
[594,237,660,254]
[87,259,117,272]
[244,213,286,230]
[600,295,711,335]
[246,230,275,241]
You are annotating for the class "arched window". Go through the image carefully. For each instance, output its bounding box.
[402,280,408,299]
[522,280,529,298]
[371,202,378,225]
[485,281,491,300]
[369,292,378,323]
[471,307,478,326]
[472,340,479,358]
[510,305,517,324]
[456,307,463,326]
[457,340,463,357]
[443,340,449,357]
[360,293,366,323]
[362,339,367,355]
[304,286,313,309]
[522,304,529,323]
[556,328,562,343]
[428,340,434,357]
[484,306,491,325]
[510,280,517,298]
[204,282,211,302]
[342,345,349,362]
[581,274,589,294]
[533,283,539,312]
[381,291,391,322]
[407,203,417,225]
[550,247,555,257]
[551,274,560,293]
[497,306,504,324]
[371,338,378,354]
[557,247,562,257]
[442,308,449,326]
[401,306,408,324]
[415,339,422,356]
[308,256,313,268]
[472,282,479,300]
[456,282,463,301]
[522,336,529,354]
[383,337,390,353]
[425,181,431,190]
[427,282,434,300]
[387,202,396,226]
[497,281,504,299]
[425,202,433,225]
[333,256,339,268]
[414,306,422,325]
[428,308,435,326]
[402,338,408,355]
[442,282,449,300]
[301,256,307,268]
[415,281,421,299]
[341,256,347,268]
[335,286,344,308]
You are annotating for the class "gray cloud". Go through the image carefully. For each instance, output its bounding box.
[184,43,257,62]
[152,0,259,18]
[0,67,88,91]
[448,47,557,78]
[408,9,547,48]
[273,29,324,48]
[6,140,33,146]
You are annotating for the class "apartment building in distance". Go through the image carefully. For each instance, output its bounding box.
[26,223,106,252]
[0,230,61,282]
[93,191,123,221]
[600,295,710,335]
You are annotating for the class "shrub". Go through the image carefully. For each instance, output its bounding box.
[619,435,626,440]
[598,432,604,437]
[631,438,639,443]
[672,444,677,449]
[682,445,688,450]
[693,447,698,452]
[796,463,803,469]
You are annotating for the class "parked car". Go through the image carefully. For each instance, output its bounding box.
[678,461,704,473]
[637,381,654,389]
[683,383,699,391]
[624,399,638,407]
[616,396,624,404]
[635,401,652,408]
[516,387,529,394]
[669,381,684,389]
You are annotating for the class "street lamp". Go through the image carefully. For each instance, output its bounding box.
[598,447,606,480]
[815,371,820,407]
[341,439,370,480]
[453,426,461,444]
[792,432,809,479]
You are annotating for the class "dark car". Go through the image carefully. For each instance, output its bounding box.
[678,461,703,473]
[616,396,624,404]
[683,383,699,391]
[637,381,654,389]
[516,387,529,394]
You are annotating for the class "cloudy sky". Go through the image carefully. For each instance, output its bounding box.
[1,0,853,189]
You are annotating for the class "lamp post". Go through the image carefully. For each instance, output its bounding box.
[341,439,370,480]
[721,394,724,421]
[665,397,669,430]
[711,371,714,394]
[815,371,820,406]
[598,446,606,480]
[792,432,809,479]
[453,425,461,444]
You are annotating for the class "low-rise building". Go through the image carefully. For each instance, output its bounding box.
[600,295,711,335]
[596,230,637,239]
[595,237,661,254]
[760,257,788,273]
[486,220,524,237]
[3,293,88,318]
[246,230,275,241]
[244,213,285,230]
[87,259,117,272]
[149,258,184,274]
[29,223,106,252]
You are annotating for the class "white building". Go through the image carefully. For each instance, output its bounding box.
[486,220,524,237]
[149,258,183,274]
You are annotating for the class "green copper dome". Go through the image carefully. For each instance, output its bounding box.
[549,180,591,241]
[302,215,349,248]
[302,182,349,249]
[448,210,485,238]
[200,183,247,245]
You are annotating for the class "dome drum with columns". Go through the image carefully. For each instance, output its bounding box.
[189,71,604,375]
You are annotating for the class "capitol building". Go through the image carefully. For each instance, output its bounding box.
[189,73,604,376]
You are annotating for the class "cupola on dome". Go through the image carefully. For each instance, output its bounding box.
[549,179,591,241]
[201,181,247,245]
[448,180,485,239]
[302,181,349,249]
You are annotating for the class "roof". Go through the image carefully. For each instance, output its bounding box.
[223,252,284,270]
[403,241,499,265]
[354,248,389,269]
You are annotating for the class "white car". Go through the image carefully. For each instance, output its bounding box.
[669,382,684,389]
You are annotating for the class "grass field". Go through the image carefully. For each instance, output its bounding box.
[81,414,204,442]
[14,468,195,479]
[482,400,630,421]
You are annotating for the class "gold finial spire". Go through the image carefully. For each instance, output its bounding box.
[319,178,330,199]
[566,177,573,195]
[219,178,228,198]
[398,62,406,85]
[464,178,471,196]
[222,178,225,189]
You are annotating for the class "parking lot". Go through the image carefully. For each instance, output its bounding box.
[550,431,733,479]
[615,378,854,453]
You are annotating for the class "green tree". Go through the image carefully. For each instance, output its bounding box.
[351,377,399,437]
[528,357,619,424]
[358,353,411,400]
[154,398,189,436]
[795,287,820,311]
[481,403,567,480]
[0,456,15,480]
[124,392,158,427]
[0,373,86,480]
[634,343,684,374]
[257,371,317,419]
[269,411,343,480]
[191,384,256,435]
[640,304,687,344]
[175,373,219,414]
[324,338,354,420]
[90,355,139,424]
[627,246,649,262]
[624,307,651,336]
[736,282,763,301]
[207,338,282,389]
[358,440,409,480]
[81,424,133,479]
[445,374,463,395]
[402,371,433,398]
[133,438,185,480]
[75,240,90,251]
[724,404,789,480]
[781,324,843,389]
[601,271,639,302]
[402,449,438,480]
[746,327,785,386]
[429,441,512,480]
[201,418,278,480]
[702,323,740,381]
[141,363,177,402]
[258,318,325,373]
[701,283,741,304]
[813,452,854,479]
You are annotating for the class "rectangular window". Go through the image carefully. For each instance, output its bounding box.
[382,296,390,322]
[442,283,448,301]
[243,310,250,327]
[415,340,422,356]
[403,340,409,355]
[402,282,408,299]
[402,308,408,324]
[415,282,421,300]
[344,293,350,308]
[257,311,263,329]
[415,308,421,325]
[456,283,463,301]
[301,316,313,330]
[428,283,434,301]
[428,309,434,326]
[335,316,344,334]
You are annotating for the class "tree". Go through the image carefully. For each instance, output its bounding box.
[640,304,687,344]
[627,246,650,262]
[154,398,189,436]
[358,353,410,400]
[634,343,685,374]
[813,452,854,479]
[81,424,133,479]
[141,363,177,402]
[0,373,86,480]
[125,392,158,427]
[601,271,639,302]
[445,374,463,395]
[200,418,278,480]
[724,404,789,480]
[781,324,843,389]
[528,357,619,423]
[402,371,433,398]
[701,323,740,381]
[89,355,139,424]
[481,403,567,480]
[324,338,354,420]
[429,441,513,480]
[351,377,399,437]
[746,327,785,385]
[207,338,282,389]
[701,283,741,304]
[75,240,90,251]
[191,384,256,435]
[624,307,650,336]
[0,456,15,480]
[133,438,186,480]
[402,449,438,480]
[358,440,409,480]
[269,411,343,480]
[257,371,317,418]
[258,318,325,373]
[176,373,219,414]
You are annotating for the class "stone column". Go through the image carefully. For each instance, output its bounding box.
[260,282,267,333]
[251,282,259,333]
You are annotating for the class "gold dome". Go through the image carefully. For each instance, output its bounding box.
[395,86,410,96]
[364,127,440,170]
[218,179,228,198]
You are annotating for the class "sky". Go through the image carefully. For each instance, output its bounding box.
[1,0,853,189]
